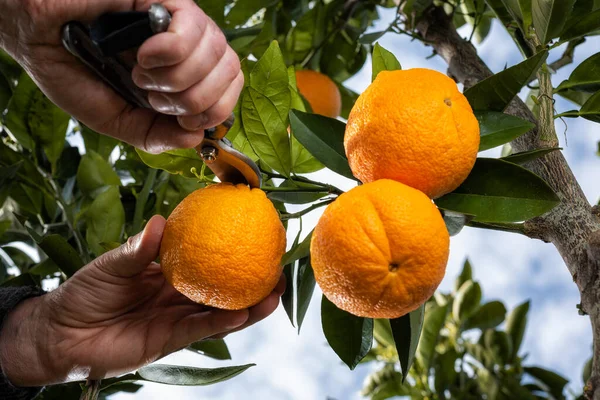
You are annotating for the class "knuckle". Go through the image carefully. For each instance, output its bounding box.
[182,91,208,114]
[208,25,227,61]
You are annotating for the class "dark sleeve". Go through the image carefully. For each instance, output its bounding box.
[0,286,45,400]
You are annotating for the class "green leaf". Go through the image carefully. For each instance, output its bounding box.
[10,183,42,216]
[282,263,295,326]
[267,180,328,204]
[296,257,316,332]
[435,158,560,223]
[560,9,600,42]
[1,273,38,288]
[77,151,121,196]
[371,43,401,82]
[242,87,292,176]
[194,0,226,26]
[28,258,61,277]
[226,0,277,26]
[463,301,507,331]
[434,349,459,395]
[320,29,368,82]
[454,259,473,293]
[0,162,23,188]
[501,147,562,164]
[338,83,360,120]
[464,50,548,111]
[390,305,425,381]
[31,234,84,277]
[441,210,474,237]
[484,329,513,364]
[321,296,373,370]
[85,186,125,256]
[187,339,231,360]
[506,300,530,361]
[417,303,449,373]
[557,88,593,106]
[136,148,206,179]
[0,73,10,111]
[524,366,568,399]
[4,72,37,150]
[477,111,535,151]
[453,280,482,321]
[289,110,354,180]
[533,0,575,44]
[557,52,600,93]
[359,30,388,44]
[281,231,313,266]
[81,125,119,160]
[137,363,255,386]
[250,41,291,122]
[578,90,600,123]
[27,88,70,168]
[373,319,395,348]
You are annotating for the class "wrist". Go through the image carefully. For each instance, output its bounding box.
[0,295,54,387]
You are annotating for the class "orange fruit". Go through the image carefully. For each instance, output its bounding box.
[344,68,480,199]
[310,179,449,319]
[160,183,286,310]
[295,70,342,118]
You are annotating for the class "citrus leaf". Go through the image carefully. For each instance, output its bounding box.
[4,72,37,150]
[371,43,401,82]
[338,83,360,120]
[373,319,395,348]
[81,125,119,160]
[556,88,593,106]
[0,73,11,111]
[557,52,600,93]
[187,339,231,360]
[32,234,84,278]
[77,151,121,196]
[560,8,600,42]
[454,259,473,293]
[390,304,424,381]
[417,303,449,373]
[296,257,316,332]
[435,158,560,223]
[281,231,312,266]
[532,0,575,44]
[85,186,125,256]
[441,210,474,237]
[477,111,535,151]
[137,363,255,386]
[249,41,291,122]
[578,90,600,123]
[242,87,292,176]
[289,110,354,180]
[506,300,530,361]
[501,147,562,164]
[267,182,328,204]
[463,301,507,331]
[0,162,22,188]
[282,263,295,326]
[321,296,373,370]
[359,30,388,44]
[1,273,38,288]
[453,280,482,321]
[136,149,207,179]
[524,366,568,399]
[464,50,548,111]
[225,0,277,26]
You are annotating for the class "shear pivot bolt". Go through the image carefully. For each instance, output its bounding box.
[200,146,218,164]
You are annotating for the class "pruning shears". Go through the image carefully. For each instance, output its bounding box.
[61,3,262,188]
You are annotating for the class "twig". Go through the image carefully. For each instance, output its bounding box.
[280,200,334,221]
[131,168,157,236]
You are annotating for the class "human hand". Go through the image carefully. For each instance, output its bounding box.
[0,216,284,387]
[0,0,243,153]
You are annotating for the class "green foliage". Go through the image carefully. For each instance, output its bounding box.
[361,262,584,400]
[371,42,401,82]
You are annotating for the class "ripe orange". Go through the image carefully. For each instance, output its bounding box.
[160,183,286,310]
[344,68,480,199]
[310,179,449,319]
[295,70,342,118]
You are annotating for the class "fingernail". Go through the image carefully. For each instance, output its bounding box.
[149,94,186,115]
[141,55,166,69]
[134,72,158,90]
[178,114,208,131]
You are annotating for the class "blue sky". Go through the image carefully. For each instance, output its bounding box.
[114,7,600,400]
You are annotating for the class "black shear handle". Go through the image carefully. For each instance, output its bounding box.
[61,4,171,109]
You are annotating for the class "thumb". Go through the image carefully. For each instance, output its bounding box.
[93,215,166,277]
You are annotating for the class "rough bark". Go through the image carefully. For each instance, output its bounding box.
[411,6,600,398]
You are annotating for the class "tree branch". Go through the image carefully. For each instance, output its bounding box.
[411,6,600,398]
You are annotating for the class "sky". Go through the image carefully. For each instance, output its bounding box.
[113,7,600,400]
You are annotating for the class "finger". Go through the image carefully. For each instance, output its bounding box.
[142,114,205,153]
[132,22,227,93]
[209,275,285,339]
[162,309,249,355]
[147,47,240,116]
[92,215,166,278]
[178,70,244,131]
[137,1,208,69]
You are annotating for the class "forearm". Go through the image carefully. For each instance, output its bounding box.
[0,295,51,388]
